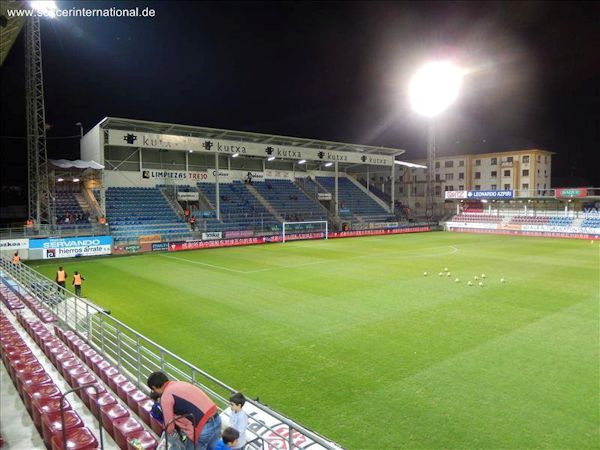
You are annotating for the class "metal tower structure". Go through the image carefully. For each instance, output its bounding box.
[25,15,53,225]
[425,122,436,220]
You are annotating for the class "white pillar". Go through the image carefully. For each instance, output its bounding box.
[185,151,189,173]
[335,161,339,216]
[367,167,370,192]
[215,153,220,220]
[391,162,395,213]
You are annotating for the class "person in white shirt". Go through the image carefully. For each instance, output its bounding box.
[229,392,248,449]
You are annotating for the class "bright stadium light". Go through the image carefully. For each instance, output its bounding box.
[394,160,427,169]
[298,159,306,164]
[30,1,58,18]
[324,162,333,167]
[409,61,463,117]
[73,178,80,182]
[56,177,64,182]
[267,156,276,161]
[232,153,239,158]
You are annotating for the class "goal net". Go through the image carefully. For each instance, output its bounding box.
[282,220,328,243]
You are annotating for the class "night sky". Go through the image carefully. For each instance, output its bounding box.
[1,0,599,194]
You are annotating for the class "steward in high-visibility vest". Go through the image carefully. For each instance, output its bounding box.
[56,267,67,291]
[12,253,20,265]
[72,271,85,297]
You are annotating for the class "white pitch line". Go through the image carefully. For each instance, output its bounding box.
[157,254,248,274]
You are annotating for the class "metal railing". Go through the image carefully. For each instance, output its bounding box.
[0,258,343,450]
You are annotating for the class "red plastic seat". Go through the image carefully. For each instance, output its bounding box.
[89,392,117,419]
[32,396,72,431]
[51,426,98,450]
[112,416,143,449]
[58,357,82,378]
[65,366,89,387]
[137,398,153,426]
[12,361,44,385]
[87,354,104,369]
[17,372,52,396]
[81,382,106,408]
[100,403,130,437]
[126,389,148,416]
[93,360,111,378]
[52,350,73,367]
[117,382,138,403]
[149,414,163,436]
[24,383,61,413]
[108,373,128,393]
[42,409,84,447]
[100,366,119,384]
[125,429,158,450]
[82,349,98,366]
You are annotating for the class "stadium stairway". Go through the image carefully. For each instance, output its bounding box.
[0,277,158,450]
[244,183,285,222]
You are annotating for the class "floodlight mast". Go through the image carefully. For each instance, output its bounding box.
[408,61,462,220]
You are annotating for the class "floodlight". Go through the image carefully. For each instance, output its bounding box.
[30,1,58,18]
[394,160,428,169]
[324,162,333,167]
[232,153,239,158]
[409,61,463,117]
[188,150,193,153]
[57,177,64,182]
[267,156,276,161]
[73,178,80,182]
[298,159,306,164]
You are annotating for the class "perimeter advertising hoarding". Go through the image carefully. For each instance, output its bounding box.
[201,232,222,241]
[177,192,200,201]
[29,236,113,259]
[0,239,29,251]
[444,190,468,199]
[555,188,588,199]
[467,190,514,200]
[168,237,264,251]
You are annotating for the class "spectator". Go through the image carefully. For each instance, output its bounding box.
[190,216,196,231]
[72,271,85,297]
[228,393,248,449]
[55,266,67,292]
[147,371,221,450]
[12,252,20,266]
[215,428,239,450]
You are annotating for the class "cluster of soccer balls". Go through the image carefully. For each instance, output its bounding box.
[422,268,506,286]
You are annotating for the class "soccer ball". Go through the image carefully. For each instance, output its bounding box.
[467,281,473,286]
[474,275,478,280]
[439,272,443,276]
[423,272,428,276]
[444,267,449,272]
[446,272,451,277]
[481,274,486,279]
[455,278,460,283]
[501,278,506,283]
[479,282,483,287]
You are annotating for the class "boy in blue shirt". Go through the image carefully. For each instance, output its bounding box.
[215,427,239,450]
[229,393,248,449]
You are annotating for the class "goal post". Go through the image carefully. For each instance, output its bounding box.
[282,220,328,243]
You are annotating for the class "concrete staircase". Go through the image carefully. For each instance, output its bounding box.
[245,183,284,222]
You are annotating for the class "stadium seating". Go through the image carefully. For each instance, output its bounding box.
[452,214,504,223]
[55,192,92,230]
[252,179,325,222]
[315,177,394,222]
[195,181,280,232]
[581,217,600,229]
[106,187,192,243]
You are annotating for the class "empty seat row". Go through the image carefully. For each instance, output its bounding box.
[1,310,99,450]
[3,282,55,324]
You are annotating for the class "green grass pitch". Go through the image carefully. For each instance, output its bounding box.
[30,232,599,449]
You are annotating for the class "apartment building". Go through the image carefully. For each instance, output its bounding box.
[395,149,554,211]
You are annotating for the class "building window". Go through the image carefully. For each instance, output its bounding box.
[447,185,454,191]
[475,185,481,190]
[444,160,454,168]
[475,159,481,166]
[506,156,513,163]
[522,183,529,190]
[491,157,497,165]
[445,173,454,181]
[435,161,440,169]
[435,174,441,182]
[545,156,548,163]
[435,186,441,196]
[491,171,497,177]
[504,184,511,190]
[504,170,511,176]
[398,186,404,194]
[458,172,464,180]
[522,169,529,176]
[537,155,541,162]
[491,184,497,190]
[522,155,530,163]
[458,160,465,167]
[474,172,481,179]
[458,185,464,190]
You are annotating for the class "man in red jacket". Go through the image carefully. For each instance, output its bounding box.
[148,371,221,450]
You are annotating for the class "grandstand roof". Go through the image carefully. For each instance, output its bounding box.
[0,1,27,67]
[99,117,406,157]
